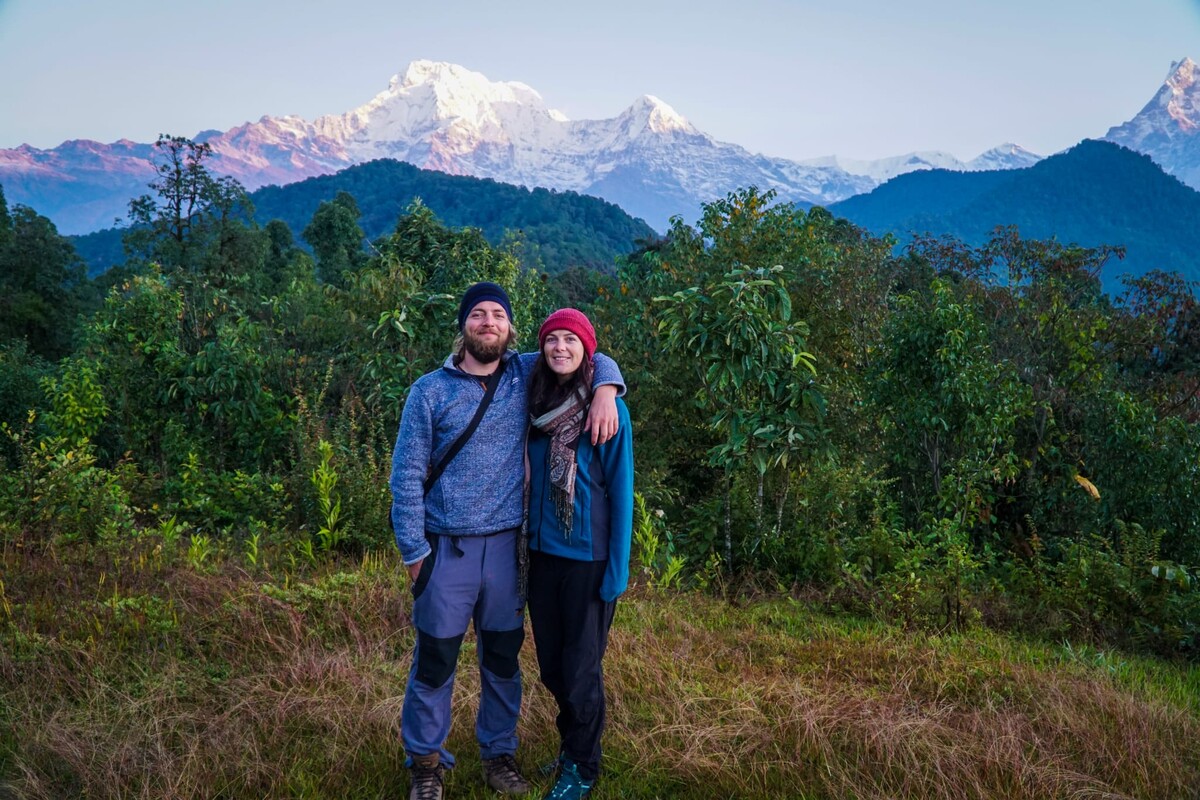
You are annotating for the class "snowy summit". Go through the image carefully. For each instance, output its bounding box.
[0,60,1042,234]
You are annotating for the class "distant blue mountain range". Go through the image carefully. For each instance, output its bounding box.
[829,140,1200,293]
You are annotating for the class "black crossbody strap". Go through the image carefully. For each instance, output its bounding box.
[423,356,509,496]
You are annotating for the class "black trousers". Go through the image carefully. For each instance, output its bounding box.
[527,550,616,782]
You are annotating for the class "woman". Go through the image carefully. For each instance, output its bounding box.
[526,308,633,800]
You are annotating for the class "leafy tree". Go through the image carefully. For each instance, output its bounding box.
[175,312,292,468]
[334,200,535,422]
[588,234,717,514]
[594,190,892,575]
[381,199,530,306]
[0,183,13,250]
[872,276,1026,528]
[650,190,828,568]
[0,340,51,466]
[73,269,187,468]
[657,264,821,566]
[302,191,366,285]
[195,176,262,287]
[1117,269,1200,421]
[261,219,313,293]
[125,135,254,276]
[0,204,92,359]
[126,135,215,267]
[1079,389,1200,564]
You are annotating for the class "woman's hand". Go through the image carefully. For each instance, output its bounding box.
[585,384,619,445]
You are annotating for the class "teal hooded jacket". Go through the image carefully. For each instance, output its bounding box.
[527,397,634,602]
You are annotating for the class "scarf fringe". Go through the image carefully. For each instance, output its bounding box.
[530,383,590,540]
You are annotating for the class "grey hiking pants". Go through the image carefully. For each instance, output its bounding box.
[401,528,526,766]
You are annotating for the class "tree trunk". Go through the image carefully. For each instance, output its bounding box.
[724,467,733,569]
[756,469,764,537]
[774,475,790,542]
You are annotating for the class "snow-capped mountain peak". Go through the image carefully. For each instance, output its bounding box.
[967,142,1043,171]
[0,59,1040,234]
[1160,57,1199,133]
[795,145,1045,183]
[396,60,472,90]
[1104,56,1200,187]
[308,60,568,150]
[392,59,550,112]
[617,95,695,136]
[1107,57,1200,143]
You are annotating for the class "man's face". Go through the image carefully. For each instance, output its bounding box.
[462,301,510,364]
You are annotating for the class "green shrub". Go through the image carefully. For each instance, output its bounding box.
[291,390,391,553]
[163,450,290,536]
[0,340,50,467]
[1047,523,1198,656]
[767,459,901,584]
[0,426,136,545]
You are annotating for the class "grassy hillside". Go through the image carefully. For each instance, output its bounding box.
[3,536,1197,800]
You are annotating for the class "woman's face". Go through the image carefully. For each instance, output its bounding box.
[542,328,585,382]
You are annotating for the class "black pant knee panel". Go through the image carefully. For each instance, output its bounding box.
[479,627,525,679]
[416,630,464,688]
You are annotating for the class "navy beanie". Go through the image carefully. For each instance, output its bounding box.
[458,282,514,330]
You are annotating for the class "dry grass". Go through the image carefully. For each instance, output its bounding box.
[2,537,1198,799]
[599,599,1200,799]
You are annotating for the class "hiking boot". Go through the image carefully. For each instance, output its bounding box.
[542,759,593,800]
[409,753,445,800]
[482,753,532,794]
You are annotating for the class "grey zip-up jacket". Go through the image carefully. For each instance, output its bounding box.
[390,350,624,565]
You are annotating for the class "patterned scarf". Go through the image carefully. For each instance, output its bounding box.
[530,382,591,537]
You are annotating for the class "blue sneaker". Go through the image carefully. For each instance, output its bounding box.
[543,759,593,800]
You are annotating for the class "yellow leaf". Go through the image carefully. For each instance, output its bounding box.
[1074,474,1101,501]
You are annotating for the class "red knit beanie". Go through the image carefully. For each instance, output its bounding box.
[538,308,597,359]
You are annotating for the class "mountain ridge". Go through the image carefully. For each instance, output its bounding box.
[830,139,1200,291]
[1,60,1037,235]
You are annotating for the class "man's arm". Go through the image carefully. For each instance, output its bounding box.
[586,352,625,445]
[389,385,434,574]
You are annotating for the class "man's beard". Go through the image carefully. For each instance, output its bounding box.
[463,328,507,363]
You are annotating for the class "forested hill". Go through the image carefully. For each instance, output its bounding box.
[830,140,1200,291]
[256,159,658,272]
[72,158,658,276]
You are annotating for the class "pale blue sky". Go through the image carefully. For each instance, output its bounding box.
[1,0,1198,161]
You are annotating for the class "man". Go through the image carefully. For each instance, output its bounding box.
[390,282,623,800]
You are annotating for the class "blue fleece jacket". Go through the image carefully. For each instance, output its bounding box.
[390,350,624,565]
[528,397,634,602]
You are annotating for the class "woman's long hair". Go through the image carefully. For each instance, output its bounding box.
[528,352,594,418]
